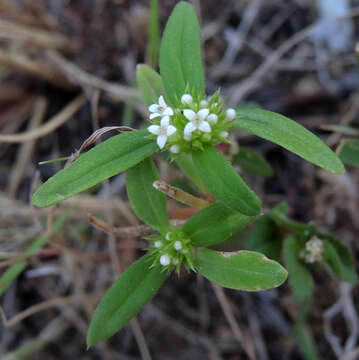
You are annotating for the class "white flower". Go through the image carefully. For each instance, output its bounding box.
[148,116,177,149]
[207,113,218,124]
[181,94,193,105]
[183,108,211,135]
[174,241,182,250]
[149,96,174,120]
[154,241,163,248]
[226,108,236,121]
[200,100,208,107]
[220,131,229,138]
[184,132,192,141]
[160,254,171,266]
[170,145,180,154]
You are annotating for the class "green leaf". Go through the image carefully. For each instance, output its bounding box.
[192,145,261,216]
[283,235,314,303]
[232,108,345,174]
[87,254,168,346]
[126,157,169,232]
[194,249,288,291]
[247,215,282,260]
[174,153,207,193]
[233,146,273,177]
[149,0,159,68]
[183,202,255,247]
[337,139,359,167]
[136,64,165,106]
[0,214,69,296]
[159,1,204,105]
[320,234,358,283]
[320,124,359,136]
[322,240,343,279]
[32,130,157,207]
[270,203,316,237]
[295,321,320,360]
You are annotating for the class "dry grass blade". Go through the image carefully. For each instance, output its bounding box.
[0,94,86,143]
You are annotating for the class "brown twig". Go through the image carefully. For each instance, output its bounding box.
[0,94,86,143]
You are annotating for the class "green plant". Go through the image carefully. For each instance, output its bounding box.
[31,1,348,348]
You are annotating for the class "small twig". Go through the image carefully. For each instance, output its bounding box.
[0,94,86,143]
[0,49,75,89]
[0,293,100,327]
[153,180,211,209]
[212,284,256,360]
[8,97,48,196]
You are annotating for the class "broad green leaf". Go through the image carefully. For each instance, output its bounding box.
[320,234,357,283]
[192,145,261,216]
[175,153,207,193]
[337,139,359,167]
[32,130,157,207]
[247,215,282,260]
[159,1,204,105]
[233,146,273,177]
[283,235,314,303]
[183,202,255,247]
[0,214,68,296]
[87,254,168,346]
[320,124,359,136]
[322,240,343,279]
[194,249,287,291]
[136,64,165,106]
[232,108,345,174]
[149,0,159,67]
[126,157,169,232]
[270,203,316,237]
[295,321,320,360]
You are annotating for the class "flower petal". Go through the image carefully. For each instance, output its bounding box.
[160,116,170,127]
[149,104,159,113]
[150,113,160,120]
[197,108,209,120]
[157,134,167,149]
[198,121,211,133]
[167,125,177,136]
[148,125,160,135]
[184,122,196,135]
[158,96,167,108]
[162,107,174,116]
[183,109,196,121]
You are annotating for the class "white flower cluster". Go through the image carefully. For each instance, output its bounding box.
[300,236,324,264]
[147,94,235,153]
[149,229,193,272]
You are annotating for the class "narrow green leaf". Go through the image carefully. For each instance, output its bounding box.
[136,64,165,106]
[87,254,168,346]
[270,203,316,237]
[192,145,261,216]
[322,240,343,279]
[159,1,204,105]
[232,108,345,174]
[247,215,282,260]
[283,235,314,303]
[194,249,287,291]
[0,214,69,296]
[149,0,160,68]
[320,124,359,136]
[126,157,169,232]
[320,234,358,283]
[337,139,359,167]
[233,146,273,177]
[174,153,207,193]
[295,321,320,360]
[183,202,255,247]
[32,130,157,207]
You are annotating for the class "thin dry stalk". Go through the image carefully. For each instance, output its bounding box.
[0,94,86,143]
[8,97,48,196]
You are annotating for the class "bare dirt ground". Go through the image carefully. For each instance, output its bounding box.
[0,0,359,359]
